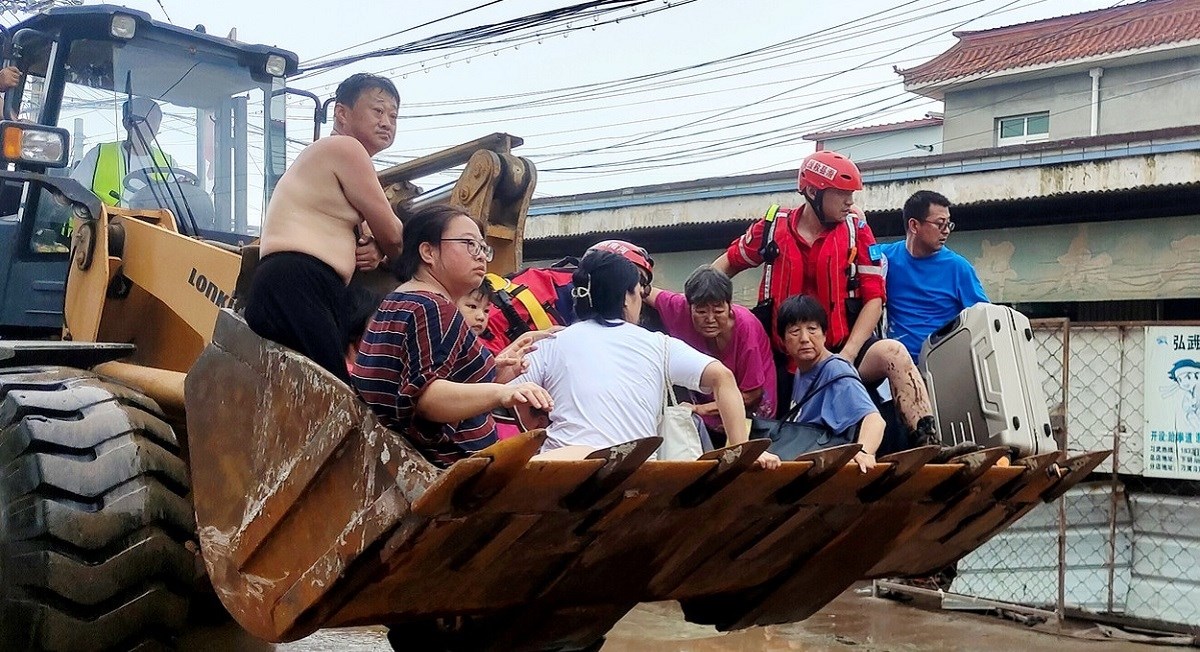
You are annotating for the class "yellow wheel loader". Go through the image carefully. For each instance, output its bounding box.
[0,5,1106,651]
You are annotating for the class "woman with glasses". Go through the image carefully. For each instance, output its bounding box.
[508,250,781,469]
[351,203,552,468]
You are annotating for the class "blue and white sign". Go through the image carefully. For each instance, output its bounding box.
[1145,327,1200,480]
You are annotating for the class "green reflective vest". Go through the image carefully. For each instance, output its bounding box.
[91,141,174,207]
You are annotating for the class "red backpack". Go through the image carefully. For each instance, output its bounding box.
[480,258,578,353]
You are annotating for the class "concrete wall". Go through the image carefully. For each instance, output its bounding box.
[942,56,1200,153]
[820,124,943,161]
[942,74,1092,152]
[1097,55,1200,135]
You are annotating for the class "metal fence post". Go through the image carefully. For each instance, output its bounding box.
[1057,319,1070,622]
[1106,326,1126,614]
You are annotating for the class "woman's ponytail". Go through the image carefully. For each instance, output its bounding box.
[572,251,638,324]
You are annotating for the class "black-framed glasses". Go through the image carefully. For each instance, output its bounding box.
[922,219,955,233]
[441,238,494,262]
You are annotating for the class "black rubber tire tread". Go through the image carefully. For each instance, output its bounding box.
[14,527,194,605]
[0,366,196,652]
[0,399,179,461]
[7,433,190,500]
[7,478,196,552]
[7,585,188,652]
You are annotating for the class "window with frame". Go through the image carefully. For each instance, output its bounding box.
[996,112,1050,146]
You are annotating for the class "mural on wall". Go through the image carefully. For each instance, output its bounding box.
[1052,228,1113,295]
[952,215,1200,303]
[975,239,1018,298]
[1164,235,1200,287]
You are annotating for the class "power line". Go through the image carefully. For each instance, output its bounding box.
[530,0,1148,179]
[283,0,1053,175]
[386,0,971,114]
[154,0,173,24]
[260,0,1143,197]
[303,0,508,64]
[532,0,1028,168]
[297,0,692,76]
[300,0,970,115]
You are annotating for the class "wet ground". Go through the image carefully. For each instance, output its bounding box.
[179,584,1172,651]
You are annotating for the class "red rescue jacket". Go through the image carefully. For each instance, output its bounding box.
[725,205,885,351]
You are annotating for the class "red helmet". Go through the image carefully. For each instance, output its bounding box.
[587,239,654,283]
[797,150,863,193]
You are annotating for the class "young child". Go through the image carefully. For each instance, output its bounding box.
[457,278,494,338]
[458,279,520,440]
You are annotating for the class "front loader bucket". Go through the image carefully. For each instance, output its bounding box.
[185,310,1107,651]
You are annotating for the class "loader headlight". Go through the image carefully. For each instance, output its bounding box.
[110,14,137,39]
[265,54,287,77]
[0,121,69,168]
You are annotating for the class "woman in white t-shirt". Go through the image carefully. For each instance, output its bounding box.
[510,250,781,469]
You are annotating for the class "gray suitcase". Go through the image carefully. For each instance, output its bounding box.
[919,304,1057,456]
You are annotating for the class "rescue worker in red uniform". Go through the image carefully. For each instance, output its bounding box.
[712,150,937,447]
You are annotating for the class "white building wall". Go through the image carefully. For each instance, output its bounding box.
[819,124,943,161]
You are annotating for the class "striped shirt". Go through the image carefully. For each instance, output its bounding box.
[352,290,498,468]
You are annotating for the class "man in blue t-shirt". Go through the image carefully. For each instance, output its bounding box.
[880,190,989,362]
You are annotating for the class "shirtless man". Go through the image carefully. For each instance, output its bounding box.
[245,73,404,383]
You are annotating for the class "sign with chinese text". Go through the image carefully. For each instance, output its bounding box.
[1144,327,1200,479]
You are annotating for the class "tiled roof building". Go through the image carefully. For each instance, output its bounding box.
[899,0,1200,94]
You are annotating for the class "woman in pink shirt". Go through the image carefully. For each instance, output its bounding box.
[647,265,777,447]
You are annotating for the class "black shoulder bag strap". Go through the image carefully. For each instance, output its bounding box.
[778,358,864,422]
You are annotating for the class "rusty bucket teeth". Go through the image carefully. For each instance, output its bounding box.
[561,436,661,511]
[995,451,1062,501]
[928,446,1011,502]
[699,438,771,466]
[859,445,941,503]
[410,457,491,518]
[451,429,547,511]
[771,444,861,504]
[676,439,772,508]
[1040,449,1113,502]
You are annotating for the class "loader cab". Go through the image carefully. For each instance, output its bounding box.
[0,5,297,334]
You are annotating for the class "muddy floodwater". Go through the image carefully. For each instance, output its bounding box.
[180,585,1167,651]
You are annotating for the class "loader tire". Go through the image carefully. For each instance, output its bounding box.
[0,366,197,651]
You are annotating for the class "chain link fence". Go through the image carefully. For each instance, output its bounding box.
[945,320,1200,634]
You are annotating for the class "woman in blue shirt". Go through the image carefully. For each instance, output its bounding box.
[778,295,884,472]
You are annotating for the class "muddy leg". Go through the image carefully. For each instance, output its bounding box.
[855,338,931,431]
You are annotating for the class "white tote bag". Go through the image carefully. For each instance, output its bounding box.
[656,335,704,460]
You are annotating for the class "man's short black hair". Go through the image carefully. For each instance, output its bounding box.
[335,73,400,108]
[902,190,952,222]
[776,295,828,335]
[683,265,733,307]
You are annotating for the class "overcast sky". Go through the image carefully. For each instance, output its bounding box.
[34,0,1129,196]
